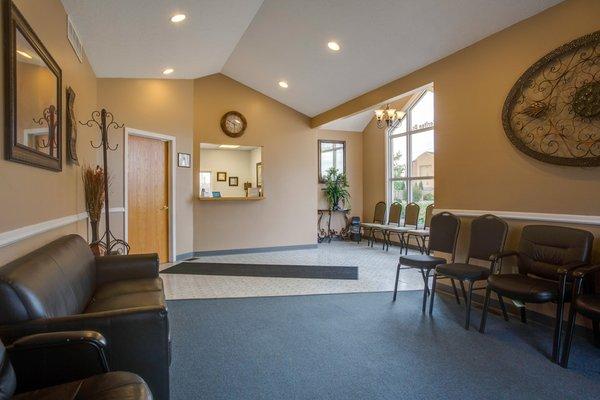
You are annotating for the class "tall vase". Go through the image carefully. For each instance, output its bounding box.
[90,220,103,256]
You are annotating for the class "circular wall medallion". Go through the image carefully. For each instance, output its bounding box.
[220,111,247,138]
[502,30,600,167]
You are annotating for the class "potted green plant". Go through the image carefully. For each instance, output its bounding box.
[323,167,350,211]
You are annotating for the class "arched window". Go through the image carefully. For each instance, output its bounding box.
[387,89,434,223]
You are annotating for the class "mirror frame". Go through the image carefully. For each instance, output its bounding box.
[4,0,62,171]
[318,139,346,183]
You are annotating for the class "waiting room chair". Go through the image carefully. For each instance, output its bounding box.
[393,212,461,313]
[375,202,402,250]
[386,202,420,254]
[405,204,435,254]
[479,225,594,364]
[561,264,600,368]
[429,214,508,330]
[1,331,152,399]
[360,201,386,247]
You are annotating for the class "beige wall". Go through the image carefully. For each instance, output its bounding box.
[361,97,411,222]
[316,129,363,232]
[193,74,316,252]
[0,0,98,265]
[97,79,195,257]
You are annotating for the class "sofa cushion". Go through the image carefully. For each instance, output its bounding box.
[13,371,152,400]
[85,290,165,314]
[94,278,164,301]
[0,235,95,324]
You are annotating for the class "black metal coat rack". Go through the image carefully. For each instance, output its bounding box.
[80,109,130,255]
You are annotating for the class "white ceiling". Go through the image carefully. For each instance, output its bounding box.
[61,0,561,117]
[60,0,263,79]
[320,110,374,132]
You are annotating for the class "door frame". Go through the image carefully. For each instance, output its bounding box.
[124,127,177,263]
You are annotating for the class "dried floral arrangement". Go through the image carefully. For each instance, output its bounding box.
[82,165,105,224]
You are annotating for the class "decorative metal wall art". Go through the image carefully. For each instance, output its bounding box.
[66,87,79,165]
[502,30,600,166]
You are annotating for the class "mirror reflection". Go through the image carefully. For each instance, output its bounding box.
[15,28,58,157]
[199,143,263,198]
[318,140,346,183]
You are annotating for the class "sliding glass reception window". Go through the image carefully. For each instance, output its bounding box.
[387,89,434,224]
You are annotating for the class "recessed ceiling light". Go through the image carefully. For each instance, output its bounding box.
[16,50,32,59]
[278,81,289,88]
[219,144,240,149]
[170,14,186,23]
[327,41,341,51]
[162,68,174,75]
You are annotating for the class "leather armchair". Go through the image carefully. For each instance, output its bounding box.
[561,264,600,368]
[0,235,170,399]
[1,331,152,400]
[479,225,594,364]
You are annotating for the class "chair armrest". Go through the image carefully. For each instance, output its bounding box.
[7,331,109,393]
[572,264,600,279]
[489,250,518,262]
[96,253,159,286]
[556,262,588,276]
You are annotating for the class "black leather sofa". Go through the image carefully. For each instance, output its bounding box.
[0,235,170,400]
[1,331,153,399]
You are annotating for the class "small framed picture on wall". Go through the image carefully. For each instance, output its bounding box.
[178,153,191,168]
[217,172,227,181]
[229,176,239,186]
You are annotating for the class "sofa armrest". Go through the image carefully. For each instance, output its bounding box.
[7,331,109,393]
[95,253,159,286]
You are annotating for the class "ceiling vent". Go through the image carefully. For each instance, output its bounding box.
[67,15,83,63]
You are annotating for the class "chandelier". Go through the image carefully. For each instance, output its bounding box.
[374,104,405,130]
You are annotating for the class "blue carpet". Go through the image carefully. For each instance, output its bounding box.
[167,291,600,400]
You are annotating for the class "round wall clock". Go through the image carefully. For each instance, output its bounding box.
[220,111,247,138]
[502,30,600,167]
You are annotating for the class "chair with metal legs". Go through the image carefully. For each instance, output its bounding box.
[405,204,435,254]
[359,201,386,247]
[375,202,402,251]
[561,264,600,368]
[429,214,508,330]
[479,225,593,364]
[392,212,460,313]
[386,202,420,254]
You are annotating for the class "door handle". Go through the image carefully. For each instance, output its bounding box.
[161,205,169,210]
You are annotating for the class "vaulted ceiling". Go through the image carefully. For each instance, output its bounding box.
[61,0,562,118]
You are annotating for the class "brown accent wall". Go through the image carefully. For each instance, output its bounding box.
[0,0,98,264]
[193,74,316,252]
[316,0,600,218]
[316,129,363,232]
[97,78,195,257]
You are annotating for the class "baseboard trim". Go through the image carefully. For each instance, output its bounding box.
[176,252,195,261]
[435,209,600,226]
[0,207,126,249]
[193,244,318,257]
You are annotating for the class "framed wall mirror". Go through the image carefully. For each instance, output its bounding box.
[318,140,346,183]
[4,1,62,171]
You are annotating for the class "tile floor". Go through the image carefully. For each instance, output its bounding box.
[160,241,424,300]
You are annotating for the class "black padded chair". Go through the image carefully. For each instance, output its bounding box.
[386,202,420,254]
[479,225,594,363]
[405,204,435,254]
[429,214,508,330]
[360,201,386,247]
[561,264,600,368]
[393,212,461,313]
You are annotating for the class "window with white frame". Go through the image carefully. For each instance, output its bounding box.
[387,89,434,223]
